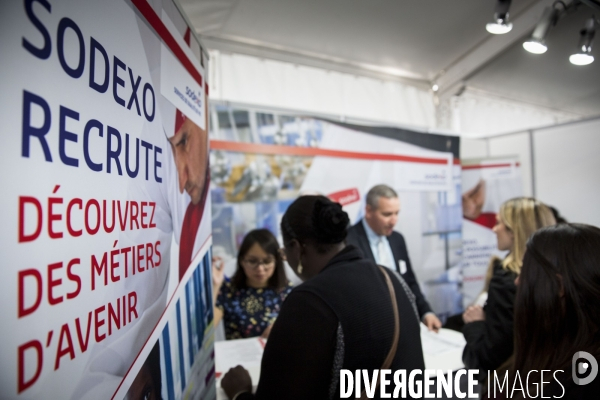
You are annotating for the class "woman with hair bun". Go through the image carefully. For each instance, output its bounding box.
[221,195,425,400]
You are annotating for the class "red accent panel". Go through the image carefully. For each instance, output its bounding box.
[328,188,360,206]
[131,0,203,86]
[184,27,191,46]
[466,212,497,230]
[174,109,186,133]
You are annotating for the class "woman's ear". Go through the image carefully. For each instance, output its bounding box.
[286,239,302,258]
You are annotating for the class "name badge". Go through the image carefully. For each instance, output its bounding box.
[398,260,407,274]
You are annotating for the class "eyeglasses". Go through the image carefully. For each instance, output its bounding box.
[242,257,275,270]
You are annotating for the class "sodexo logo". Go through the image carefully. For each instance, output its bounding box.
[572,351,598,386]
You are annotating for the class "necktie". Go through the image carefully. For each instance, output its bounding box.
[378,237,394,270]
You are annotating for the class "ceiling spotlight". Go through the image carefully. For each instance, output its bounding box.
[523,6,561,54]
[523,39,548,54]
[570,17,595,66]
[486,0,513,34]
[570,53,594,65]
[432,84,439,92]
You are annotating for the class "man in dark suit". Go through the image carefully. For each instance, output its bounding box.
[346,184,442,331]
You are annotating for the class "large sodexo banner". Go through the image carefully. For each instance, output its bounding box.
[0,1,215,399]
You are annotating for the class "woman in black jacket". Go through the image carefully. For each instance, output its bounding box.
[221,195,425,400]
[462,197,555,377]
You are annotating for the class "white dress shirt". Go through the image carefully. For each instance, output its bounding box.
[361,219,396,271]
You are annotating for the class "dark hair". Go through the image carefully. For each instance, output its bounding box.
[548,205,568,224]
[281,195,349,254]
[512,223,600,377]
[231,229,287,290]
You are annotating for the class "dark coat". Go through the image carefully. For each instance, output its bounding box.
[346,220,432,318]
[462,258,517,377]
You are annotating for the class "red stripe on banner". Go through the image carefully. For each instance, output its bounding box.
[462,162,520,170]
[184,27,191,46]
[210,140,453,165]
[131,0,203,86]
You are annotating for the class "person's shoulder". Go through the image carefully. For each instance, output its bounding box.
[276,281,294,295]
[221,279,244,298]
[220,279,232,293]
[489,259,517,290]
[350,219,363,228]
[390,230,405,240]
[491,256,503,270]
[346,220,363,236]
[492,258,517,279]
[387,230,406,247]
[282,285,325,307]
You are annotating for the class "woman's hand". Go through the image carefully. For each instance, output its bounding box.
[212,256,225,290]
[463,305,485,323]
[221,365,252,399]
[462,179,486,220]
[423,313,442,333]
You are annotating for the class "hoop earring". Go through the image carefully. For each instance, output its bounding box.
[297,261,303,275]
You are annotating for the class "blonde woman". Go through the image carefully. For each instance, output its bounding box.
[462,197,556,377]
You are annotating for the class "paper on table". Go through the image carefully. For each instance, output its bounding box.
[215,337,266,374]
[420,325,466,356]
[215,337,265,400]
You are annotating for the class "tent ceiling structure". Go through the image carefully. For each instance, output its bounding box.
[180,0,600,119]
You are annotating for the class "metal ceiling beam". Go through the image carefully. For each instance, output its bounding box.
[199,33,431,90]
[435,0,558,101]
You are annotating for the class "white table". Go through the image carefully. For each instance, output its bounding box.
[215,327,465,399]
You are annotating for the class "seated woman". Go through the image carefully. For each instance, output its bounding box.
[496,223,600,398]
[462,197,555,377]
[221,195,425,399]
[212,229,292,340]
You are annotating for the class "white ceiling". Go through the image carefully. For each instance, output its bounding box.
[180,0,600,117]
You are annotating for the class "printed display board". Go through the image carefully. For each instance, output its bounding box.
[461,158,523,308]
[209,111,463,321]
[0,1,215,399]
